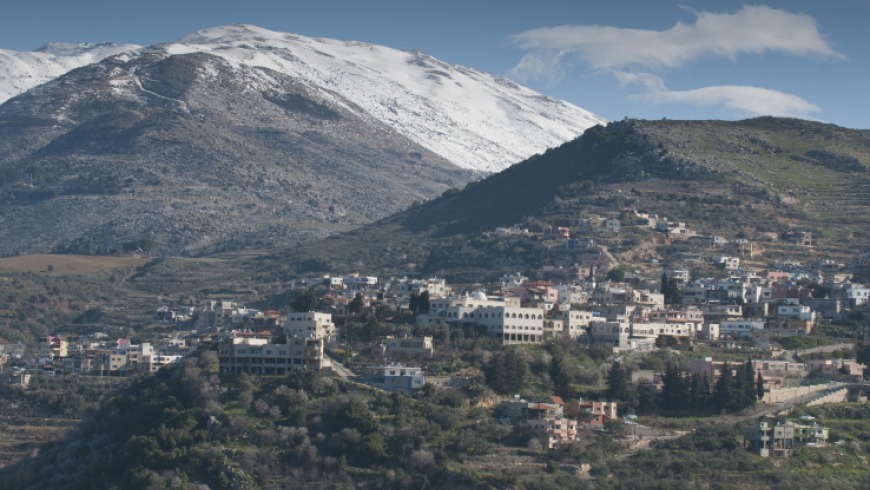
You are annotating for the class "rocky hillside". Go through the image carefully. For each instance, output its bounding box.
[0,49,471,256]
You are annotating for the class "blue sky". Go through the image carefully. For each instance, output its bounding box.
[1,0,867,128]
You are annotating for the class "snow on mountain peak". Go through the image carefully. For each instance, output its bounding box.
[0,42,140,104]
[1,24,606,172]
[168,24,606,172]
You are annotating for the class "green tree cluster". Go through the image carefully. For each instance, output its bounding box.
[660,360,760,413]
[290,288,319,312]
[484,349,530,395]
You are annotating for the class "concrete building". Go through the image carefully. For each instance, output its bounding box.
[720,319,765,339]
[218,337,330,375]
[419,293,545,345]
[744,421,794,457]
[564,400,618,428]
[284,312,337,341]
[528,416,579,449]
[384,336,434,358]
[364,363,425,391]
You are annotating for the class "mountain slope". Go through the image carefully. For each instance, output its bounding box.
[266,117,870,280]
[0,50,467,255]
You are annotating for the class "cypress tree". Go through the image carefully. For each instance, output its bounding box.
[409,291,420,313]
[756,371,766,401]
[689,372,702,410]
[700,372,712,409]
[713,361,734,411]
[606,361,628,402]
[733,362,749,409]
[742,360,757,407]
[418,291,430,313]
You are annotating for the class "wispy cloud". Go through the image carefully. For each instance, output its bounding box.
[510,5,843,80]
[508,5,840,119]
[615,72,821,119]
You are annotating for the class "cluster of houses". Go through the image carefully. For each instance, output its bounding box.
[174,250,868,390]
[0,334,190,384]
[410,270,865,352]
[153,233,868,356]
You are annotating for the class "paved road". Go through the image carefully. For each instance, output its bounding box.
[324,353,357,379]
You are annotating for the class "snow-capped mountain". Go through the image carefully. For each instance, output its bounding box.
[1,24,605,173]
[0,42,140,104]
[0,25,606,255]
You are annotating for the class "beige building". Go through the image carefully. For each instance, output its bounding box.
[385,336,434,358]
[544,310,606,339]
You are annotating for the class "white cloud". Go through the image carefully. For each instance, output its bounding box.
[617,72,821,119]
[509,5,843,81]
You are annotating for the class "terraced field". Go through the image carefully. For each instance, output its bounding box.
[0,415,79,469]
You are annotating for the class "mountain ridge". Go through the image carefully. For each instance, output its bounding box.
[0,24,606,173]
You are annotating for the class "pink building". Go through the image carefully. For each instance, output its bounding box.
[527,417,579,449]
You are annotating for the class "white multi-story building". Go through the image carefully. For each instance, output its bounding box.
[418,293,544,344]
[841,284,870,307]
[284,312,337,341]
[649,307,704,330]
[699,304,743,323]
[664,269,690,285]
[469,305,546,344]
[777,305,815,322]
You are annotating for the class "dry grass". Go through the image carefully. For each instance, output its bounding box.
[0,254,149,276]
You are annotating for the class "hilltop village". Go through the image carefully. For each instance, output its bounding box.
[5,211,869,465]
